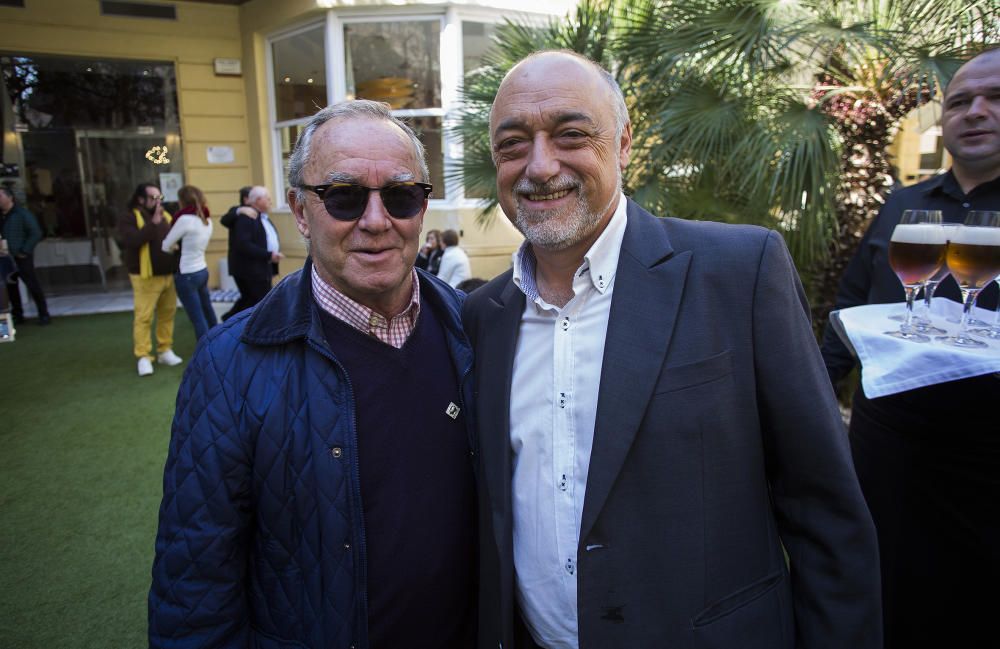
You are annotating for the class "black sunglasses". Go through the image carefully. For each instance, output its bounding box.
[299,181,432,221]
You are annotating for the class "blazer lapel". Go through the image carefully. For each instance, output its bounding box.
[580,201,692,543]
[477,278,525,555]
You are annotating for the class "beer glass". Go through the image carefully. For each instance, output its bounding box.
[884,211,946,343]
[936,211,1000,348]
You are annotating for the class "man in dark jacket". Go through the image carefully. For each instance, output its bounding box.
[149,100,476,649]
[220,185,282,320]
[119,183,182,377]
[0,187,50,325]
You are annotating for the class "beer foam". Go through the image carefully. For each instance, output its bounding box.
[951,226,1000,246]
[890,224,949,244]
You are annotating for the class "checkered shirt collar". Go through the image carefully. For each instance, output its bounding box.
[310,265,421,349]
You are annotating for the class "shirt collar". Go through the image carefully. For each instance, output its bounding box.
[310,264,421,335]
[924,169,1000,199]
[513,192,629,302]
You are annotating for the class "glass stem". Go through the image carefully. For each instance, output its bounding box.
[993,280,1000,326]
[902,285,918,332]
[923,281,937,312]
[957,288,979,340]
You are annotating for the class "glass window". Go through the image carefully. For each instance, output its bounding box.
[462,21,497,76]
[277,122,306,196]
[1,54,183,240]
[272,25,327,122]
[344,20,441,109]
[405,115,444,197]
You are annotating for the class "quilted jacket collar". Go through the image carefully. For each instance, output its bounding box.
[240,258,472,372]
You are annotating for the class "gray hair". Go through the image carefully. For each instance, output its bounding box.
[494,50,630,142]
[248,185,269,203]
[287,100,430,201]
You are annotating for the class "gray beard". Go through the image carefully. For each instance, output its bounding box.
[514,186,619,252]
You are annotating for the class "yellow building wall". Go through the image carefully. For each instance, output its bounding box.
[0,0,252,288]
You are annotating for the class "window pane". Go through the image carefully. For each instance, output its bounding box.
[462,21,497,76]
[276,123,306,203]
[405,115,445,199]
[272,26,327,122]
[345,20,441,109]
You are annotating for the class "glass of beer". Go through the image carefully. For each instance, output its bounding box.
[884,211,946,343]
[937,211,1000,348]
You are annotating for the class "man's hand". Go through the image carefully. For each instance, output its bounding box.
[237,207,258,218]
[270,251,284,264]
[151,202,164,224]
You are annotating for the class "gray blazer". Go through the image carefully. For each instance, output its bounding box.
[462,199,881,649]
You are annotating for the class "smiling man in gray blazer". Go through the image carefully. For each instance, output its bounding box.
[462,50,881,649]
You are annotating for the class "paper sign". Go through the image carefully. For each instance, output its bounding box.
[159,172,183,202]
[207,146,235,164]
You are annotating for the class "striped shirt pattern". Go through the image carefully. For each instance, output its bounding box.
[311,265,421,349]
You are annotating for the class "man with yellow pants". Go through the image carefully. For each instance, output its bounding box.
[119,183,183,376]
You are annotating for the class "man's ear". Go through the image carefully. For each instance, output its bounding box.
[619,121,633,171]
[289,189,310,239]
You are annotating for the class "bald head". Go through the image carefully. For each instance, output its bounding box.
[492,51,629,145]
[941,47,1000,188]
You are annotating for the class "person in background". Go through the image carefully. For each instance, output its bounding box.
[455,277,487,293]
[437,229,471,288]
[221,185,283,320]
[162,184,217,341]
[416,228,444,274]
[119,183,182,377]
[820,47,1000,649]
[0,187,50,325]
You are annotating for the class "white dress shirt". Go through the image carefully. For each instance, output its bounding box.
[260,212,280,254]
[509,193,628,649]
[438,245,471,288]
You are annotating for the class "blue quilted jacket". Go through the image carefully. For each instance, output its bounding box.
[149,260,475,649]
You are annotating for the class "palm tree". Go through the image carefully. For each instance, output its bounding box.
[454,0,997,331]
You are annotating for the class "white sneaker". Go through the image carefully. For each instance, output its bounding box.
[138,357,154,377]
[157,349,183,366]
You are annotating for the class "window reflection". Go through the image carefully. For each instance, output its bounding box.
[345,21,441,109]
[272,26,327,122]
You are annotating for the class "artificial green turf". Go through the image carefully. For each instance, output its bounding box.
[0,312,199,648]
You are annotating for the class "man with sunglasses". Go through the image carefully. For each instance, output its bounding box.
[150,100,476,649]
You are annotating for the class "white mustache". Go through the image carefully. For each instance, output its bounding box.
[513,177,578,196]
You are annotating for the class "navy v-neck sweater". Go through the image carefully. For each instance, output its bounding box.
[319,301,476,649]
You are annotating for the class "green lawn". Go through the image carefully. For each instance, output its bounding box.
[0,312,199,648]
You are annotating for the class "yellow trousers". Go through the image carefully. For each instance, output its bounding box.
[129,274,177,360]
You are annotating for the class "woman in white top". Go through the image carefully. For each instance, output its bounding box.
[162,185,217,340]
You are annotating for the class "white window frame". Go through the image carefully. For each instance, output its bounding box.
[266,6,555,211]
[266,19,330,210]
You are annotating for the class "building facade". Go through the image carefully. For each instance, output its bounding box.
[1,0,575,294]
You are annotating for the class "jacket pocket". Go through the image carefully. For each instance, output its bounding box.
[654,349,733,394]
[691,569,792,649]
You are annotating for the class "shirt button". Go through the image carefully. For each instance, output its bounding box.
[963,202,970,208]
[331,447,343,458]
[344,542,351,550]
